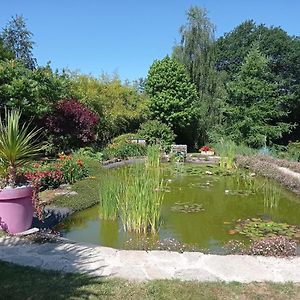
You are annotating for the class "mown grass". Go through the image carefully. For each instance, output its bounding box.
[0,261,299,300]
[50,160,103,212]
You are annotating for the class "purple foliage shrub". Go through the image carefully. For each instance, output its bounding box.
[46,99,99,151]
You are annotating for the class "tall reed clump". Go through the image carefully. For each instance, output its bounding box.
[118,164,164,234]
[261,181,280,209]
[146,145,161,168]
[98,174,122,220]
[214,139,236,170]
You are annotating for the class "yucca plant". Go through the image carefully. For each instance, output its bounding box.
[0,109,44,187]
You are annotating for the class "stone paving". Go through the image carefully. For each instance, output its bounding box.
[1,236,300,282]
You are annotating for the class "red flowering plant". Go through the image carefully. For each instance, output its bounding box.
[58,153,88,184]
[19,154,88,217]
[199,146,213,152]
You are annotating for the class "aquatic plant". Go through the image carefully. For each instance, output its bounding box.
[171,202,204,213]
[98,174,121,220]
[214,139,236,170]
[118,164,164,234]
[234,218,300,240]
[146,145,161,168]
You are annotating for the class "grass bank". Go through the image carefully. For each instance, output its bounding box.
[49,160,104,212]
[0,261,299,300]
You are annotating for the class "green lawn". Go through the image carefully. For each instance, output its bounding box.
[0,261,299,300]
[49,160,103,212]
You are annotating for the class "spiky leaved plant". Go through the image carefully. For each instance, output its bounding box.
[0,109,44,187]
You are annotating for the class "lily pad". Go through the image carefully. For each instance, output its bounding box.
[171,202,205,213]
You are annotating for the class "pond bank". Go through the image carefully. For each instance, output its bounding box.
[237,155,300,196]
[33,158,145,230]
[1,235,300,282]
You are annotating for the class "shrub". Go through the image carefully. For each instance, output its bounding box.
[45,99,99,152]
[102,133,147,160]
[137,120,175,151]
[21,154,88,190]
[58,153,89,184]
[103,143,146,159]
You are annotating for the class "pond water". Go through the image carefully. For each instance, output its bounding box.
[57,163,300,253]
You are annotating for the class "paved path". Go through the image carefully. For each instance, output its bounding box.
[1,236,300,282]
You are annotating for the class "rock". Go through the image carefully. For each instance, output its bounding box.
[250,173,256,177]
[205,171,213,175]
[15,227,39,236]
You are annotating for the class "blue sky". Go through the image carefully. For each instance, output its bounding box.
[1,0,299,81]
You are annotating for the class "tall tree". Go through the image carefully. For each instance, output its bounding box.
[216,20,300,142]
[172,6,225,145]
[0,38,14,61]
[222,46,292,147]
[173,6,215,96]
[1,15,36,68]
[145,56,198,146]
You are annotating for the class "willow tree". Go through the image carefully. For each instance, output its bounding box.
[172,6,225,145]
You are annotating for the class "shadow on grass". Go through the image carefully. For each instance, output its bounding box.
[0,260,112,299]
[0,235,115,299]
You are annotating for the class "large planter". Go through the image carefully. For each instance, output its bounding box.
[0,186,33,234]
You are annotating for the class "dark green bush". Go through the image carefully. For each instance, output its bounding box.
[137,120,175,151]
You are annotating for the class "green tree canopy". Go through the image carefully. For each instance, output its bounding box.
[145,56,198,145]
[222,46,292,147]
[0,60,73,121]
[216,20,300,142]
[1,15,36,69]
[172,6,226,145]
[71,73,148,145]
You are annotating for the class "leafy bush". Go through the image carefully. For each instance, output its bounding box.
[137,120,175,151]
[58,153,89,184]
[103,143,146,160]
[45,99,99,152]
[21,161,64,190]
[102,133,147,160]
[21,154,88,190]
[72,147,103,164]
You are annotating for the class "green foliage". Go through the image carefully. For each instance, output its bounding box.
[98,174,120,220]
[72,147,104,164]
[145,56,198,144]
[221,46,292,147]
[137,120,175,151]
[118,165,164,233]
[172,6,226,145]
[0,38,14,61]
[71,73,148,146]
[0,60,73,122]
[235,218,300,240]
[213,139,236,170]
[1,15,36,68]
[146,145,160,168]
[102,133,147,159]
[0,109,44,186]
[59,155,89,185]
[216,20,300,142]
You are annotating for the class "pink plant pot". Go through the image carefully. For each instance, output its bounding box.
[0,186,33,234]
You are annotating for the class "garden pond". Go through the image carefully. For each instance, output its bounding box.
[57,163,300,253]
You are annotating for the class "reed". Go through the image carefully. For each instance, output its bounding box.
[262,181,280,209]
[215,139,236,170]
[118,164,164,234]
[98,174,122,220]
[146,145,161,168]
